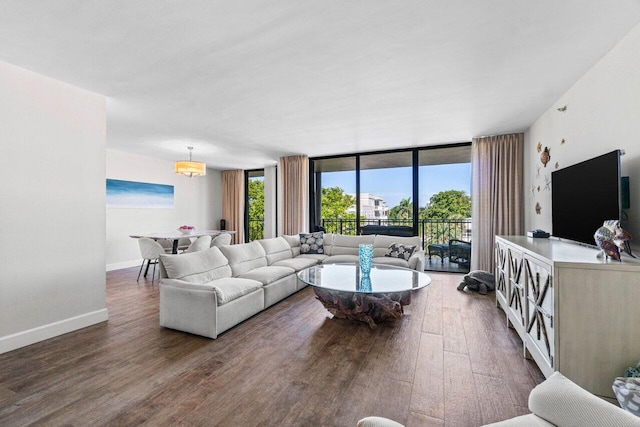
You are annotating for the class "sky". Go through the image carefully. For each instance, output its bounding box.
[321,163,471,208]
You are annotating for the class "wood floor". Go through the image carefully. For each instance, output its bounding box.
[0,268,544,427]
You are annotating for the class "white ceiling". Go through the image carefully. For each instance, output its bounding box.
[1,1,639,170]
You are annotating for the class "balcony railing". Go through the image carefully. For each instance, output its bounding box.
[320,218,471,247]
[248,217,471,247]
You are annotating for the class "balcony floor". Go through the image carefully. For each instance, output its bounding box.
[424,256,470,274]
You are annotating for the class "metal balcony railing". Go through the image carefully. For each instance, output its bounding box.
[320,218,472,248]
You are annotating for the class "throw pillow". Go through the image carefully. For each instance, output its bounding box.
[384,243,416,261]
[299,232,324,254]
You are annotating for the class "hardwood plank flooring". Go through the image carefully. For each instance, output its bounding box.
[0,268,543,426]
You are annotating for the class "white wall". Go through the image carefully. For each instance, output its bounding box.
[106,149,222,270]
[524,22,640,249]
[0,61,107,354]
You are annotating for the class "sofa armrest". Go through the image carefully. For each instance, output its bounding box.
[159,279,219,338]
[408,249,425,271]
[357,417,404,427]
[529,372,640,426]
[160,278,216,291]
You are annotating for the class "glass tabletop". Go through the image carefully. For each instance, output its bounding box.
[297,263,431,294]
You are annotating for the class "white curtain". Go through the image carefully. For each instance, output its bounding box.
[471,134,524,272]
[279,155,309,235]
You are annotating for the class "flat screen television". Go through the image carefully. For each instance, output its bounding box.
[551,150,621,246]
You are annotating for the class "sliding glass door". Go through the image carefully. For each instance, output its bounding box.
[310,157,357,235]
[245,169,264,241]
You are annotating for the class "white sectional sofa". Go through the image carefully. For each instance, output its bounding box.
[158,233,425,339]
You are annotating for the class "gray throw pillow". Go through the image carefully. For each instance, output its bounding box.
[299,232,324,254]
[384,243,416,261]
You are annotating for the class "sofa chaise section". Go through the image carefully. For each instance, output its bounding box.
[159,247,264,339]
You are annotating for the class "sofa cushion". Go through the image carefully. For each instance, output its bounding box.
[282,234,300,248]
[384,243,417,261]
[258,237,293,265]
[273,257,319,271]
[160,247,231,284]
[323,254,359,264]
[239,266,295,285]
[299,232,325,254]
[285,233,335,256]
[219,241,268,277]
[372,256,410,269]
[331,234,375,256]
[211,277,264,306]
[373,235,421,257]
[298,253,329,262]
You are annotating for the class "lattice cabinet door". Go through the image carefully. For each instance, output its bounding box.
[524,255,554,370]
[495,240,509,306]
[507,247,526,330]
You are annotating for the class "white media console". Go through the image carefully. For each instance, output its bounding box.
[495,235,640,399]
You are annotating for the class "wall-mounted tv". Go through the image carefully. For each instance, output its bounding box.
[551,150,621,246]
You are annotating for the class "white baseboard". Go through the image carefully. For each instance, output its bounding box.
[0,308,109,355]
[106,259,140,271]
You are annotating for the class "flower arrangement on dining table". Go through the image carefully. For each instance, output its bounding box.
[178,225,195,234]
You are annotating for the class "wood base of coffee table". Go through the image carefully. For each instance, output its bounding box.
[313,288,411,329]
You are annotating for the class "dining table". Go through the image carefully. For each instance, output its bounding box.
[130,230,236,254]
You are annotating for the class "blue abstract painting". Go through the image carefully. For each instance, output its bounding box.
[106,179,174,209]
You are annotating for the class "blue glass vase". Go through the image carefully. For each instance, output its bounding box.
[358,274,372,292]
[359,244,373,276]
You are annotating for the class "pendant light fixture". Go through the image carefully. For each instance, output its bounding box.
[175,146,206,178]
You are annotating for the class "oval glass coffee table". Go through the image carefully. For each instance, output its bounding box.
[297,263,431,328]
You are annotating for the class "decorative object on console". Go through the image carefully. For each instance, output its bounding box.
[384,243,416,261]
[299,231,324,254]
[359,244,373,275]
[540,146,551,167]
[175,146,206,178]
[594,220,635,262]
[178,225,195,234]
[527,229,550,238]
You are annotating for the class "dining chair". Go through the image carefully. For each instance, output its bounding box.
[184,235,212,253]
[210,233,232,247]
[158,239,174,254]
[137,237,167,283]
[177,237,192,252]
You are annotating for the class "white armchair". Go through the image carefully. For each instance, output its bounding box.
[357,372,640,427]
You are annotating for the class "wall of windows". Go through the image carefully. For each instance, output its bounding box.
[309,143,471,246]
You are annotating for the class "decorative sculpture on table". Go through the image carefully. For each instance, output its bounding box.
[594,220,635,262]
